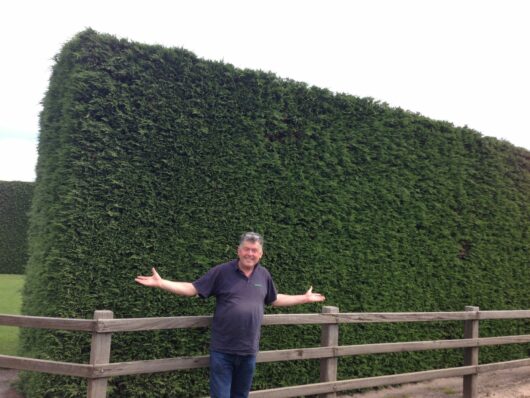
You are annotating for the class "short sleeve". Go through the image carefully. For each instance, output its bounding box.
[264,275,278,305]
[192,266,220,299]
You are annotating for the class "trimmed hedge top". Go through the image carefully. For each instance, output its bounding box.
[20,29,530,397]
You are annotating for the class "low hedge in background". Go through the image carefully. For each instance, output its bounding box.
[20,29,530,397]
[0,181,34,274]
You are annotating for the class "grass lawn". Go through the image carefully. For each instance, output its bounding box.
[0,274,24,355]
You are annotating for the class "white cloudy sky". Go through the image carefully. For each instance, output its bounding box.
[1,0,529,182]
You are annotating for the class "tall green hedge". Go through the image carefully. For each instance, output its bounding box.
[0,181,34,274]
[20,29,529,397]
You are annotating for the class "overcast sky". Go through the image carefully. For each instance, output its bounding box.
[1,0,529,182]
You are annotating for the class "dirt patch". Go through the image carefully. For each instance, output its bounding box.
[0,368,23,398]
[342,366,530,398]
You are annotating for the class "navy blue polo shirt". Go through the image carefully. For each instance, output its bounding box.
[192,259,277,355]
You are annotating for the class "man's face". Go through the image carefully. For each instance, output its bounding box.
[237,240,263,269]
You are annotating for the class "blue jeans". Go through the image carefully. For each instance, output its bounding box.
[209,350,257,398]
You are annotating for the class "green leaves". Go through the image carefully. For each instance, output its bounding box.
[0,181,34,274]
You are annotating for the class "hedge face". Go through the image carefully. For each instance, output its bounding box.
[0,181,33,274]
[20,29,530,397]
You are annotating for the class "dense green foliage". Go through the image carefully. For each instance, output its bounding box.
[20,29,529,397]
[0,274,24,355]
[0,181,34,274]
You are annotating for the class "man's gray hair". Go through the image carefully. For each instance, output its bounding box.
[239,232,264,247]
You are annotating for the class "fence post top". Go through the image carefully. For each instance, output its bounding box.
[322,306,339,313]
[465,306,480,312]
[93,310,114,320]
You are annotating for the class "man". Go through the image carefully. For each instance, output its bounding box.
[135,232,325,398]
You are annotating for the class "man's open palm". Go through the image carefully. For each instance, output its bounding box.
[135,267,162,288]
[305,286,325,303]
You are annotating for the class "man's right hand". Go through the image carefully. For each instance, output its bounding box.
[135,267,162,288]
[135,267,198,296]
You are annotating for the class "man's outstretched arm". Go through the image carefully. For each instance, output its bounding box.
[135,267,198,297]
[271,286,325,307]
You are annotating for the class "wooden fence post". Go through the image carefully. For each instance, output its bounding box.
[88,310,113,398]
[320,306,339,398]
[463,306,479,398]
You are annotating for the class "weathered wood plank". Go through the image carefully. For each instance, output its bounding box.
[257,347,334,362]
[3,309,527,334]
[96,316,212,332]
[0,354,92,377]
[336,339,475,356]
[463,306,479,398]
[248,366,476,398]
[261,335,530,361]
[88,310,113,397]
[263,312,478,326]
[262,314,333,325]
[0,314,95,331]
[478,358,530,373]
[320,306,339,398]
[328,312,478,323]
[477,335,530,346]
[97,312,481,332]
[478,310,530,320]
[95,355,210,377]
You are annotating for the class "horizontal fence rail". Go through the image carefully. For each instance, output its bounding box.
[0,307,529,398]
[0,354,93,378]
[3,310,529,332]
[0,314,96,331]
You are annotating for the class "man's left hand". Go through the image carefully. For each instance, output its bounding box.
[305,286,326,303]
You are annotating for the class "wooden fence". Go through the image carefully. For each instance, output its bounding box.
[1,306,529,398]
